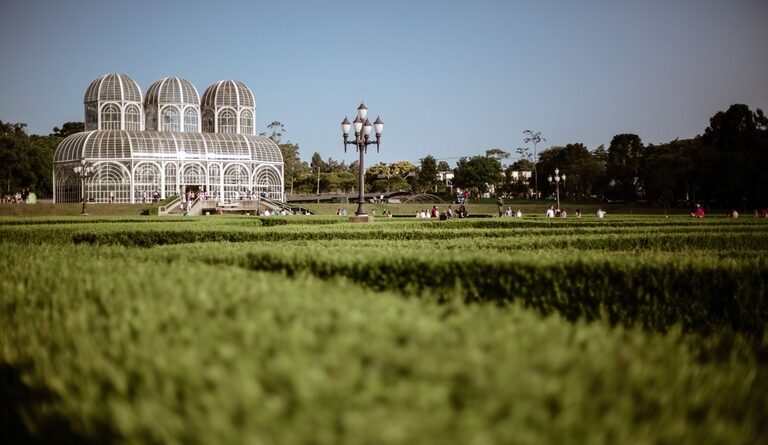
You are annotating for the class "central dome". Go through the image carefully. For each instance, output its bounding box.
[201,80,255,109]
[145,76,200,105]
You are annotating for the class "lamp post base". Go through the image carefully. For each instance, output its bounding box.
[348,215,373,223]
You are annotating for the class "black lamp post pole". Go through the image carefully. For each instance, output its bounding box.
[81,175,87,215]
[74,161,93,216]
[341,103,383,219]
[355,137,366,215]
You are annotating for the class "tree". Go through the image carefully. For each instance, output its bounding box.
[515,146,532,162]
[310,152,327,172]
[27,135,58,197]
[485,148,510,160]
[523,130,546,197]
[260,121,307,195]
[536,143,605,201]
[50,122,84,138]
[606,133,644,201]
[280,142,305,195]
[417,155,438,193]
[452,156,502,196]
[511,158,534,172]
[437,160,450,173]
[262,121,285,143]
[702,104,768,208]
[0,121,31,194]
[366,161,417,192]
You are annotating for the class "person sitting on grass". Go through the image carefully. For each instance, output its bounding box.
[596,208,606,218]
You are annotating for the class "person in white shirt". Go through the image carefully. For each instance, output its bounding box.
[546,206,555,218]
[596,208,606,218]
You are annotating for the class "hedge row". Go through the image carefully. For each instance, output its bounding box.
[65,227,768,252]
[241,249,768,338]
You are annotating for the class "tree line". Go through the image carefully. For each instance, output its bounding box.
[0,121,82,197]
[2,104,766,209]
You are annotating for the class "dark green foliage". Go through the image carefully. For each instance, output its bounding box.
[242,249,767,338]
[452,156,503,195]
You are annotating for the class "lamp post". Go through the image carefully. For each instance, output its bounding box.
[342,102,383,220]
[548,168,566,210]
[73,160,95,215]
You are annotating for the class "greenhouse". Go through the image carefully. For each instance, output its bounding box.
[53,74,284,203]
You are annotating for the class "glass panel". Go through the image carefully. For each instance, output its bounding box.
[125,105,141,131]
[101,104,121,130]
[146,106,157,131]
[202,109,214,133]
[240,110,253,135]
[184,108,199,132]
[133,163,161,202]
[218,109,236,134]
[161,107,180,132]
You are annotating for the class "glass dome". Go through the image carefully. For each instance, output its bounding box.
[201,80,255,109]
[84,73,142,103]
[145,77,200,106]
[145,77,201,132]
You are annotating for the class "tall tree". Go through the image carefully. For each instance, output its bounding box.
[452,156,503,196]
[417,155,438,193]
[523,130,546,197]
[310,152,327,172]
[606,133,644,201]
[280,142,305,196]
[702,104,768,208]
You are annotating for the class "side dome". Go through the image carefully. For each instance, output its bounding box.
[83,74,143,131]
[84,73,142,103]
[201,80,254,109]
[200,80,256,135]
[144,77,201,132]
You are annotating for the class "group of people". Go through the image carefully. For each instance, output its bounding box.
[2,191,26,203]
[545,206,598,218]
[454,191,470,204]
[414,205,468,220]
[135,190,162,203]
[501,207,524,217]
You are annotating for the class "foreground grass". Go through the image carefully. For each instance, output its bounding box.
[1,244,766,444]
[1,217,767,444]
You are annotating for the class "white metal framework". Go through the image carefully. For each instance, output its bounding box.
[54,74,283,203]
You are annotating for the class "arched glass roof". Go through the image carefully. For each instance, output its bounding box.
[84,74,142,103]
[54,130,282,164]
[201,80,255,109]
[145,77,200,106]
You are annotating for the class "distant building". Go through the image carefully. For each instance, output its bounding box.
[53,74,284,203]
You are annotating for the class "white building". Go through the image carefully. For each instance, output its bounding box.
[53,74,284,203]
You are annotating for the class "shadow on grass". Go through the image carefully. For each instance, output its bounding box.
[0,362,113,445]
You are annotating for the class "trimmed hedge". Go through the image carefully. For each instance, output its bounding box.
[242,249,768,338]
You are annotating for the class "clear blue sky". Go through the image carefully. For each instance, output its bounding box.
[1,0,766,165]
